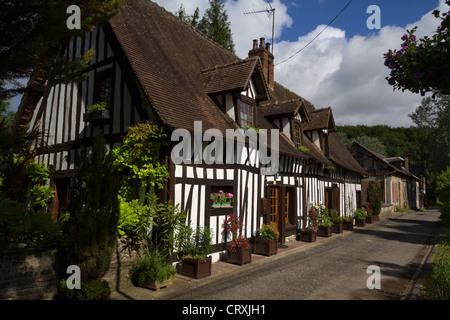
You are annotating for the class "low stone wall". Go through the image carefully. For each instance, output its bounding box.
[379,204,396,218]
[101,240,140,292]
[0,240,140,300]
[0,247,58,300]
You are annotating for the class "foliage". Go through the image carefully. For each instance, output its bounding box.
[439,202,450,228]
[58,279,111,300]
[88,101,108,112]
[436,167,450,202]
[113,122,169,201]
[178,225,214,259]
[329,209,343,224]
[146,192,187,259]
[256,222,280,240]
[210,190,234,205]
[0,0,124,100]
[224,213,250,252]
[0,198,62,248]
[298,145,310,153]
[367,181,382,216]
[384,2,450,96]
[56,133,120,281]
[354,208,367,221]
[130,252,176,286]
[423,229,450,300]
[304,207,319,232]
[175,0,235,54]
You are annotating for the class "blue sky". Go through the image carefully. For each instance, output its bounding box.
[281,1,439,40]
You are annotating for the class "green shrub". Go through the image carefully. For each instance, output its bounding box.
[0,198,61,248]
[424,230,450,300]
[178,225,213,259]
[59,279,111,300]
[130,252,176,286]
[367,181,382,215]
[439,201,450,228]
[354,208,367,220]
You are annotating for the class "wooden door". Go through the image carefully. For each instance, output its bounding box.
[268,187,280,229]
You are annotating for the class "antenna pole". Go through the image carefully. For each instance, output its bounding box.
[244,6,276,54]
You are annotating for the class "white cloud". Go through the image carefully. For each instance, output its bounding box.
[272,1,448,127]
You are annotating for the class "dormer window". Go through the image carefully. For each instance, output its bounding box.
[239,101,254,128]
[293,122,302,148]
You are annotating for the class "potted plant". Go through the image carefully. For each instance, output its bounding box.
[253,222,279,256]
[364,202,376,223]
[178,226,214,279]
[354,208,367,227]
[83,101,110,124]
[329,209,343,234]
[224,213,251,265]
[210,190,234,208]
[298,207,318,242]
[315,204,332,237]
[129,252,176,291]
[342,215,354,231]
[317,216,333,237]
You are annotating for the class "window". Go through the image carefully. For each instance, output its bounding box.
[239,101,254,128]
[293,123,302,148]
[93,70,114,108]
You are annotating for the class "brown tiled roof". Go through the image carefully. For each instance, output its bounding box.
[302,107,336,132]
[329,134,367,174]
[109,0,239,133]
[259,98,302,118]
[202,57,269,99]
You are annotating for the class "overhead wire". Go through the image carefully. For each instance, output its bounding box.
[274,0,353,67]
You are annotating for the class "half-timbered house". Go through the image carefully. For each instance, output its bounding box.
[15,0,366,260]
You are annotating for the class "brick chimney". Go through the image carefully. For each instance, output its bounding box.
[248,37,275,90]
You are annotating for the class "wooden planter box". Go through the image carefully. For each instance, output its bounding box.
[140,278,173,291]
[253,238,278,256]
[227,247,252,265]
[83,110,110,125]
[297,230,317,242]
[332,222,343,234]
[179,257,212,279]
[355,219,366,227]
[365,215,375,224]
[373,215,380,222]
[317,226,332,237]
[343,220,354,231]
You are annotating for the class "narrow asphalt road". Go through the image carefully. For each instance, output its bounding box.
[177,209,442,300]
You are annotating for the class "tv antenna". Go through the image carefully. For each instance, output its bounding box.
[244,4,275,54]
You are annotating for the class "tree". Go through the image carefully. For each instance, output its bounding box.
[176,4,201,29]
[0,0,123,100]
[177,0,235,54]
[384,1,450,96]
[409,92,450,198]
